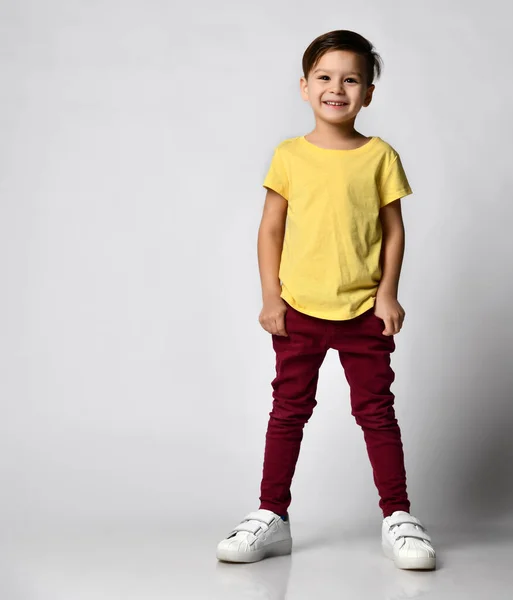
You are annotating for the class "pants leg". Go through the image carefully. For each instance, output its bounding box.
[259,304,328,517]
[331,308,410,518]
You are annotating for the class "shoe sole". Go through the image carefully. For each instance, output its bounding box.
[216,538,292,563]
[382,542,436,570]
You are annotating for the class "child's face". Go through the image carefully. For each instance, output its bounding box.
[300,50,374,125]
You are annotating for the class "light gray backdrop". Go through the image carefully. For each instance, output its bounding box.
[1,0,512,569]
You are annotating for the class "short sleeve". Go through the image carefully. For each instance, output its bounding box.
[379,153,413,208]
[263,146,289,201]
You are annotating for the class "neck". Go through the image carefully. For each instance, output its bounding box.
[306,120,368,148]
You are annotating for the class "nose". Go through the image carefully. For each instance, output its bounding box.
[330,79,345,94]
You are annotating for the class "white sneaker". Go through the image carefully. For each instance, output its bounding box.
[216,509,292,563]
[382,510,436,570]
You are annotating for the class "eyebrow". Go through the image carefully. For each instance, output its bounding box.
[312,68,363,77]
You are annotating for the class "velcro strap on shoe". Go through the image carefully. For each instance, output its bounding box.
[242,511,277,526]
[393,523,432,543]
[229,521,265,536]
[387,513,423,528]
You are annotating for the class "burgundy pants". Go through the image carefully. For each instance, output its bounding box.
[259,301,410,519]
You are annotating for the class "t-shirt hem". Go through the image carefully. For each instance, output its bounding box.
[263,183,289,201]
[281,290,376,321]
[381,187,413,207]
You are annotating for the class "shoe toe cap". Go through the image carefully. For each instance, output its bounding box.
[217,534,251,553]
[396,538,436,558]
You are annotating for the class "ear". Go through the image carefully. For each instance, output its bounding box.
[300,76,309,102]
[363,84,375,108]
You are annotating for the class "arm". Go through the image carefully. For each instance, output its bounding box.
[375,199,406,335]
[257,188,288,336]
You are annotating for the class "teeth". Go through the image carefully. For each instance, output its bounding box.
[325,101,345,106]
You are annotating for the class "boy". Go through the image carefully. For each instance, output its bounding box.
[216,30,436,570]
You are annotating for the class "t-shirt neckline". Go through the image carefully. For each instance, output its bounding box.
[300,135,378,153]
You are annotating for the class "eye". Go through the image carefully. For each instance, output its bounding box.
[317,76,359,83]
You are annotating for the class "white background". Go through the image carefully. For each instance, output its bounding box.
[2,0,513,540]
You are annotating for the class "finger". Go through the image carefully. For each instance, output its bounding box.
[389,317,396,334]
[269,320,278,335]
[276,315,288,336]
[381,317,389,335]
[383,317,394,336]
[273,317,285,336]
[260,318,273,335]
[272,319,284,336]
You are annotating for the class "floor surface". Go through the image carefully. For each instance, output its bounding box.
[2,516,513,599]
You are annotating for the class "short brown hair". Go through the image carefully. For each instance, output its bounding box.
[302,30,383,86]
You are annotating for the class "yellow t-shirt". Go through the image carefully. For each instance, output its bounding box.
[262,135,413,320]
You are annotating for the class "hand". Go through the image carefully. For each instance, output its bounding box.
[374,294,405,336]
[259,296,288,336]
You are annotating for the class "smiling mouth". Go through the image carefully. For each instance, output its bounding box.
[323,101,348,107]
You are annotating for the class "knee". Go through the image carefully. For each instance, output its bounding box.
[352,404,397,428]
[270,396,317,425]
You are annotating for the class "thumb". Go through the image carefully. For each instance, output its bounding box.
[382,317,394,336]
[276,314,288,337]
